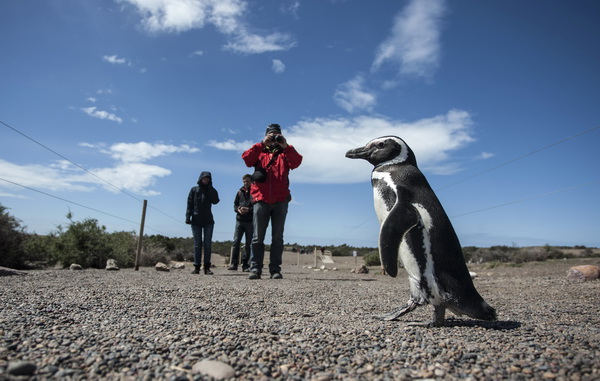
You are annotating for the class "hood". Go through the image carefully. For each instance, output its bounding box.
[197,171,212,184]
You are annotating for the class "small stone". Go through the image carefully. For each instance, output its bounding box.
[192,359,235,380]
[7,361,37,376]
[70,264,83,270]
[105,259,119,271]
[155,262,171,272]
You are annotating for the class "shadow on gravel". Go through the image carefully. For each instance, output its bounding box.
[438,318,522,330]
[309,278,378,282]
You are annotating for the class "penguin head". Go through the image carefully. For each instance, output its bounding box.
[345,136,417,168]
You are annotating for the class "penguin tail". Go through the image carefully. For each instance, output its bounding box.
[473,300,497,321]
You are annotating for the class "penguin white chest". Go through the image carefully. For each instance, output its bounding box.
[371,172,397,223]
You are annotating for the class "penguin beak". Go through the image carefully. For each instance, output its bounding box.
[345,146,370,159]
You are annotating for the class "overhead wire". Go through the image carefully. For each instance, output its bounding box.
[335,125,600,241]
[1,119,183,227]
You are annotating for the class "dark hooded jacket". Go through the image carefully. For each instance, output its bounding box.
[186,171,220,226]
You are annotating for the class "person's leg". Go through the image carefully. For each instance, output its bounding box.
[203,224,214,274]
[241,221,253,270]
[268,201,289,276]
[191,225,203,274]
[230,221,243,269]
[250,201,271,277]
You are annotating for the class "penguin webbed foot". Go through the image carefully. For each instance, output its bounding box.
[406,305,447,327]
[375,299,419,321]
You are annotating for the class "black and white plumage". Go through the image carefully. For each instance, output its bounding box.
[346,136,496,326]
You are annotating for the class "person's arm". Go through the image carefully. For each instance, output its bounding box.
[185,188,194,224]
[282,145,303,170]
[242,142,265,167]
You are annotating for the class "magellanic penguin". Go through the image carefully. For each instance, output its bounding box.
[346,136,496,326]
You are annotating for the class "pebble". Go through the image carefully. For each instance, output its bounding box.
[0,260,599,380]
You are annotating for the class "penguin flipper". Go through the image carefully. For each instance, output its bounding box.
[379,202,420,277]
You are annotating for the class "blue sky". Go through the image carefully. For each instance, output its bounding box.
[1,0,599,248]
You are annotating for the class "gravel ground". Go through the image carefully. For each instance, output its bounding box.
[1,255,599,380]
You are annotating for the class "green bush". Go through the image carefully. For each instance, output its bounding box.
[0,204,27,269]
[47,214,136,269]
[363,250,381,266]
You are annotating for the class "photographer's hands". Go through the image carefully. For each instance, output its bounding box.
[263,133,288,149]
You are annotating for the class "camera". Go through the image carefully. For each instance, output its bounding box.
[273,135,284,144]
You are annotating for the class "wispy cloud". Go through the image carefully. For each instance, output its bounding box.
[206,139,254,151]
[372,0,446,80]
[478,152,495,160]
[333,74,377,113]
[190,50,204,57]
[103,55,132,66]
[272,59,285,73]
[0,142,200,197]
[120,0,296,54]
[81,107,123,124]
[210,109,475,183]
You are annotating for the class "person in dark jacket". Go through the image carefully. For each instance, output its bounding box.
[228,174,253,271]
[242,123,302,280]
[186,171,220,274]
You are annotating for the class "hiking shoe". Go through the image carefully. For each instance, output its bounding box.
[242,267,250,272]
[270,273,283,279]
[248,273,261,280]
[227,265,238,271]
[204,269,214,275]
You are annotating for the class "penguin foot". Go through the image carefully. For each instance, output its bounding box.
[405,305,447,326]
[374,299,419,321]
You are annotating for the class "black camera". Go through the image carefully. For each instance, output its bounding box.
[273,135,284,143]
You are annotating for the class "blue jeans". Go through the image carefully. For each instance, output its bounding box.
[191,224,214,266]
[231,220,253,268]
[250,200,288,275]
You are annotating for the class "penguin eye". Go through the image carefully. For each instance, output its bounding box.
[376,142,385,148]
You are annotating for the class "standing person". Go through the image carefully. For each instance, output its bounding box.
[228,174,253,272]
[242,123,303,279]
[186,171,220,275]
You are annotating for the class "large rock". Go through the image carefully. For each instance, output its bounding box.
[352,265,369,274]
[155,262,170,272]
[106,259,119,271]
[170,262,185,270]
[70,264,83,270]
[567,265,600,281]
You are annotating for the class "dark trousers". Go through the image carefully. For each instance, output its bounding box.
[250,200,288,275]
[231,220,252,268]
[191,223,214,267]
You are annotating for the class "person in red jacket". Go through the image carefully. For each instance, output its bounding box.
[242,123,303,279]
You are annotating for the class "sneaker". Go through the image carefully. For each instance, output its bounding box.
[248,272,261,280]
[227,265,238,271]
[242,267,250,272]
[270,273,283,279]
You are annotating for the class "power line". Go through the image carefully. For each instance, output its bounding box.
[335,125,600,240]
[450,179,600,218]
[437,125,600,191]
[1,118,183,225]
[0,176,169,235]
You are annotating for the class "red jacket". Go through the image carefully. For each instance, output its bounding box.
[242,143,302,204]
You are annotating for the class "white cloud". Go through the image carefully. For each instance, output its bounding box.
[223,31,296,54]
[81,107,123,123]
[372,0,446,80]
[120,0,296,54]
[102,142,200,163]
[333,75,377,113]
[103,55,131,66]
[479,152,495,160]
[206,139,254,151]
[272,59,285,74]
[210,109,474,183]
[190,50,204,57]
[0,142,200,197]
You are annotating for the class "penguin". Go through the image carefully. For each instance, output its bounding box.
[345,136,496,326]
